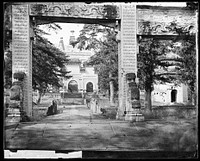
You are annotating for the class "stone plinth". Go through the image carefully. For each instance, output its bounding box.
[125,113,144,122]
[118,4,137,116]
[6,108,21,123]
[116,111,125,120]
[125,109,144,122]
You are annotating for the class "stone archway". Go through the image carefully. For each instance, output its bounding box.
[11,3,138,117]
[10,2,196,117]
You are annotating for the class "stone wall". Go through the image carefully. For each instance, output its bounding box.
[61,98,84,105]
[142,105,196,120]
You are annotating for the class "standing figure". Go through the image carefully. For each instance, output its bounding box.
[85,93,91,108]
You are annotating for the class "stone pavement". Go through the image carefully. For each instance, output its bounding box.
[4,105,197,153]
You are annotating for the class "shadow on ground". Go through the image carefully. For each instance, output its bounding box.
[5,104,198,153]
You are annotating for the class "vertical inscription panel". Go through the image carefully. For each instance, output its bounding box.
[12,5,32,117]
[121,4,137,72]
[120,4,137,112]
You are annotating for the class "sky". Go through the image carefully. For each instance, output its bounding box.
[40,2,187,47]
[40,23,84,48]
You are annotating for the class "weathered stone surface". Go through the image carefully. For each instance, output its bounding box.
[5,105,197,153]
[12,4,32,117]
[118,4,137,115]
[125,113,144,122]
[29,3,120,19]
[137,6,196,35]
[6,108,21,123]
[10,3,197,120]
[10,84,22,101]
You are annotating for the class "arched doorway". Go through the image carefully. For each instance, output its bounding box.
[68,80,78,93]
[86,82,93,93]
[171,89,177,102]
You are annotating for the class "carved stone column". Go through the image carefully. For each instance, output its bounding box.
[12,4,32,117]
[116,4,137,119]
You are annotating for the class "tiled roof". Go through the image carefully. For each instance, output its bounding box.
[68,58,81,63]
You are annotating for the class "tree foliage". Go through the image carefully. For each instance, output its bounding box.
[138,17,197,108]
[137,38,177,110]
[4,3,13,88]
[4,51,12,88]
[32,27,71,94]
[166,21,197,104]
[4,3,72,104]
[186,1,199,10]
[74,24,118,94]
[173,39,196,91]
[71,24,105,50]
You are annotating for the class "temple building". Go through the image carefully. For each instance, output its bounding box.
[58,30,190,105]
[58,31,98,94]
[151,51,189,106]
[151,83,189,105]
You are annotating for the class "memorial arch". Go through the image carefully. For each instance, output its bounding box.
[11,2,197,118]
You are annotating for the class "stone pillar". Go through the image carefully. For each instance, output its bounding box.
[12,4,32,117]
[195,10,198,110]
[124,73,144,122]
[117,4,137,119]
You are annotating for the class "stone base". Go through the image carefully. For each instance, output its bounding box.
[6,116,21,123]
[56,108,63,114]
[116,114,125,120]
[6,108,21,123]
[125,113,144,122]
[116,111,125,120]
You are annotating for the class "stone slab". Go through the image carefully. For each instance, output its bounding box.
[125,113,144,122]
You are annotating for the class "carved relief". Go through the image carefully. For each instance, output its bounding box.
[138,21,196,35]
[30,3,120,19]
[137,8,196,35]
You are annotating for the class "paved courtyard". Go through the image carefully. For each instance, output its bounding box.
[4,105,197,154]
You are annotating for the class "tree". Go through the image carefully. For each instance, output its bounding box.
[32,29,71,104]
[137,38,176,111]
[4,3,71,104]
[166,21,197,105]
[4,51,12,89]
[73,24,118,105]
[71,24,105,51]
[4,3,12,88]
[186,1,198,10]
[138,16,197,110]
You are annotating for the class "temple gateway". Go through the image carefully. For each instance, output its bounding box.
[9,2,197,118]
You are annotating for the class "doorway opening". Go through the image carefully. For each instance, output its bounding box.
[68,80,78,93]
[86,82,93,93]
[171,89,177,102]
